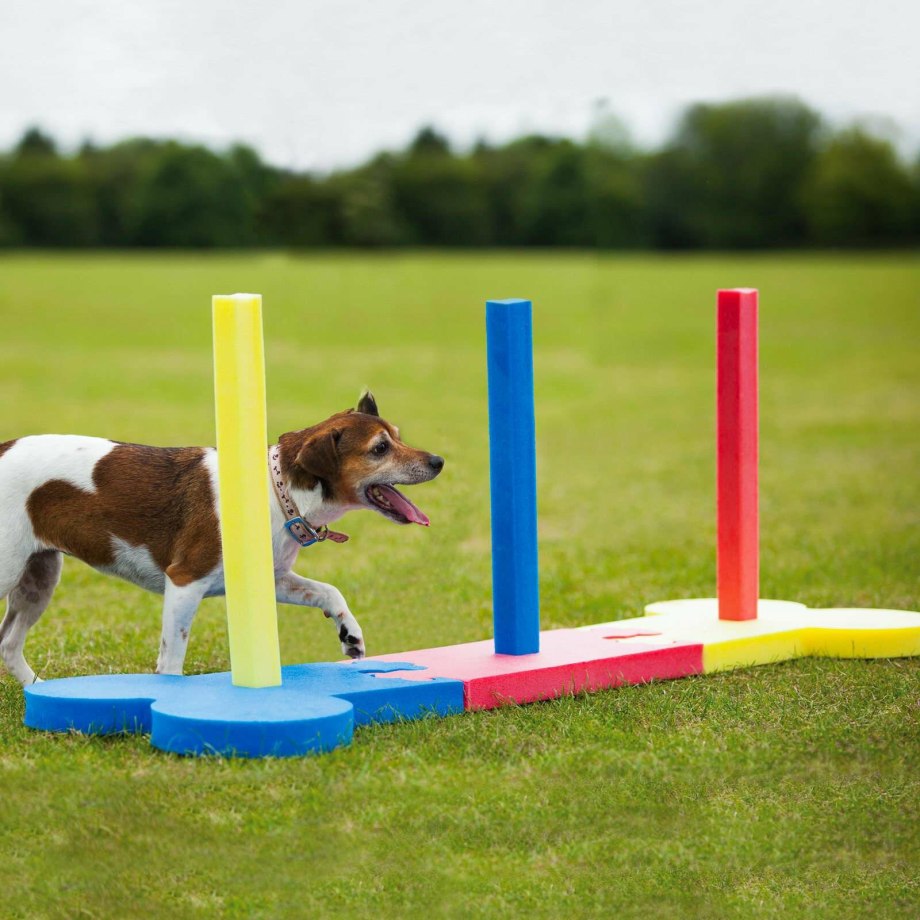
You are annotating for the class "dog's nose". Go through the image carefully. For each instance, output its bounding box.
[428,454,445,473]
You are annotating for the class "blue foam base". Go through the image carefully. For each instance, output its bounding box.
[23,661,464,758]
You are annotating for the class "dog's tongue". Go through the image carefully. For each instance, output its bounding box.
[380,485,430,526]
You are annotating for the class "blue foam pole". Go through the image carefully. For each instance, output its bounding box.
[486,299,540,655]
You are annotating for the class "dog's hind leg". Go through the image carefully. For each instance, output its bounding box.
[0,550,62,686]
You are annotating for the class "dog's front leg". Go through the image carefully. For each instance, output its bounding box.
[274,572,365,659]
[156,578,208,675]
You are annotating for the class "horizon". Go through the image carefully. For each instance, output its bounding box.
[2,0,917,172]
[4,93,916,177]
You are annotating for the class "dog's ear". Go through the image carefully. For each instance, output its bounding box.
[356,390,379,417]
[295,429,342,486]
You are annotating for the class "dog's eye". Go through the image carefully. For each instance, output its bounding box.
[372,441,389,456]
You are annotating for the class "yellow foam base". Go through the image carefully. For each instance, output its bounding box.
[586,600,920,673]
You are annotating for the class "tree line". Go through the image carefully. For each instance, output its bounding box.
[1,97,917,249]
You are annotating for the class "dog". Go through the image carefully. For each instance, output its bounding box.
[0,392,443,686]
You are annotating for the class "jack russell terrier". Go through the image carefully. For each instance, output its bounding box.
[0,392,443,686]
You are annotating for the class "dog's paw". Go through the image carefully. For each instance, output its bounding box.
[338,623,366,660]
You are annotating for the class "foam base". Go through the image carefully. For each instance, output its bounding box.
[24,661,464,758]
[23,601,920,758]
[636,599,920,671]
[366,626,702,708]
[366,602,920,704]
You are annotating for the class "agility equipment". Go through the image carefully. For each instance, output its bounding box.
[367,292,919,704]
[487,300,540,655]
[212,294,281,687]
[24,290,920,757]
[24,662,460,756]
[717,288,758,621]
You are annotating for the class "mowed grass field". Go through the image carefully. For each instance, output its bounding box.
[0,252,918,919]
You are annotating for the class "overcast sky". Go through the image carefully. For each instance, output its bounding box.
[1,0,917,171]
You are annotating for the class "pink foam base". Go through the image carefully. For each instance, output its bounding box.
[366,626,703,710]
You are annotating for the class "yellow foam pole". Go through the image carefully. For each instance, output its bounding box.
[212,294,282,688]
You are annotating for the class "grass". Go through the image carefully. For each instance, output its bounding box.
[0,250,918,919]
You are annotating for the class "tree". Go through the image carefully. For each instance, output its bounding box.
[0,130,98,245]
[474,136,549,246]
[0,190,22,245]
[332,157,411,247]
[912,155,920,242]
[0,104,915,250]
[804,128,915,246]
[585,146,645,248]
[80,139,166,245]
[130,143,259,247]
[392,146,492,246]
[260,175,343,247]
[15,127,57,158]
[229,144,281,244]
[517,140,594,246]
[647,97,822,248]
[409,127,451,158]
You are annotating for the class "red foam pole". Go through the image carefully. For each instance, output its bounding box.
[717,289,759,621]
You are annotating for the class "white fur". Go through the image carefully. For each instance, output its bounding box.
[103,537,166,594]
[156,578,210,674]
[0,435,117,495]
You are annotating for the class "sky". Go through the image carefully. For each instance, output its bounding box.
[1,0,917,171]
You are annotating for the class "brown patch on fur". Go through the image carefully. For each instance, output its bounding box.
[27,445,221,587]
[0,439,18,461]
[278,409,434,505]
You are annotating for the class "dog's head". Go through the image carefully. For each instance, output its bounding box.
[278,392,444,525]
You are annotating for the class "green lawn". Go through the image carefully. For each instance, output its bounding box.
[0,251,918,919]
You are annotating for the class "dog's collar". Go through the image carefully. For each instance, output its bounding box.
[268,445,348,547]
